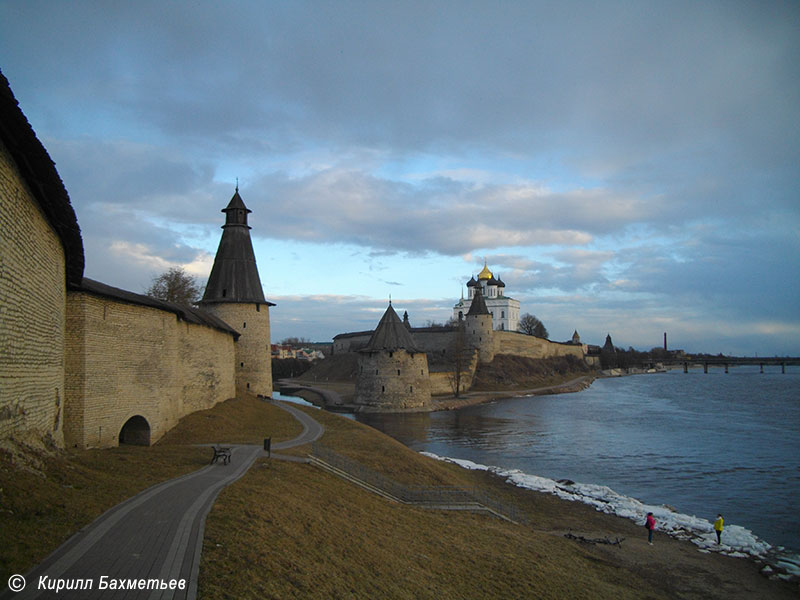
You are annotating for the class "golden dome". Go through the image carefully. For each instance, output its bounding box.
[477,261,493,280]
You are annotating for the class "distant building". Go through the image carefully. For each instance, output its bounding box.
[453,261,520,331]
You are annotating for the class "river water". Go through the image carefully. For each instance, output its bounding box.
[355,366,800,557]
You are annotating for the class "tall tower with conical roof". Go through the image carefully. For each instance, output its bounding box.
[354,303,431,411]
[465,287,495,363]
[200,188,274,396]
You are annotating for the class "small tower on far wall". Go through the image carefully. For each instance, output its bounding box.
[200,187,274,396]
[465,287,495,364]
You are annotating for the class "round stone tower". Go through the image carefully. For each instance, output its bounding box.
[465,287,495,364]
[200,188,274,396]
[355,303,431,411]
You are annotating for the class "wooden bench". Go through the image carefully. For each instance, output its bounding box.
[211,445,232,465]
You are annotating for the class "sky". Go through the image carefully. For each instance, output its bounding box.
[1,1,798,355]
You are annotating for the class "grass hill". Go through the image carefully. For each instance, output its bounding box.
[2,396,794,599]
[471,354,593,391]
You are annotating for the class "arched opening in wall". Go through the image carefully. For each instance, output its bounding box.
[118,416,150,446]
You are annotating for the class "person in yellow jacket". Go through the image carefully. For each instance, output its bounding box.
[713,514,724,545]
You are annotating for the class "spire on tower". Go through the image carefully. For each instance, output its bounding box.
[201,189,270,304]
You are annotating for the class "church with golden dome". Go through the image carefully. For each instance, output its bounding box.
[453,261,520,331]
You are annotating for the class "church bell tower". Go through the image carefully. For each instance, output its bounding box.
[200,187,274,396]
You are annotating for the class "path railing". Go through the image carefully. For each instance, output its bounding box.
[311,442,524,523]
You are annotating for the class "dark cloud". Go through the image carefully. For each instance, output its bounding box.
[1,1,798,354]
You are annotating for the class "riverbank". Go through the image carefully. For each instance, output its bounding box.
[279,374,596,413]
[199,401,798,599]
[2,396,795,598]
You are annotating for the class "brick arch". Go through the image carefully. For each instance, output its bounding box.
[118,415,151,446]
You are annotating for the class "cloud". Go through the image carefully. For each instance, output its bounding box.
[1,1,798,354]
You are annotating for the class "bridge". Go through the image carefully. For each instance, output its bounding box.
[635,356,800,374]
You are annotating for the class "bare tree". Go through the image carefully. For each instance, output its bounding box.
[145,267,202,305]
[447,324,471,397]
[518,313,549,338]
[280,337,310,347]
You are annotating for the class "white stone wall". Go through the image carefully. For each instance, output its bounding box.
[203,302,272,396]
[0,141,66,446]
[64,292,237,448]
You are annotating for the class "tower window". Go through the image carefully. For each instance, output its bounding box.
[240,362,244,367]
[222,289,227,297]
[410,386,413,393]
[243,322,246,328]
[382,386,385,393]
[256,304,260,312]
[397,369,401,376]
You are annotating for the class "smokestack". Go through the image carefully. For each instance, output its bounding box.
[664,332,667,351]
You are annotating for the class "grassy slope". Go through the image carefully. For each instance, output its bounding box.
[3,397,794,599]
[0,396,299,582]
[199,407,656,600]
[470,354,594,391]
[198,405,798,600]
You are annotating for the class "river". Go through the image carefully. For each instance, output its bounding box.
[354,366,800,559]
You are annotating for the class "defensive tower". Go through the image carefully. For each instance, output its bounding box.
[465,287,495,363]
[200,188,274,396]
[354,303,431,411]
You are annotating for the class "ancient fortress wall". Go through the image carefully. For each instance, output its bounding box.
[494,330,584,360]
[355,350,431,410]
[336,328,458,356]
[333,333,369,354]
[64,291,236,448]
[0,142,66,446]
[204,302,272,397]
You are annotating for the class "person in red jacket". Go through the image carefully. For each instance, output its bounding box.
[645,512,656,545]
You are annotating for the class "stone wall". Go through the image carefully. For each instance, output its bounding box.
[494,330,584,360]
[64,291,236,448]
[355,350,431,411]
[0,141,66,446]
[203,302,272,396]
[333,333,370,354]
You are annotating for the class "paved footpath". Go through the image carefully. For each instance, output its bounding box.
[2,400,323,600]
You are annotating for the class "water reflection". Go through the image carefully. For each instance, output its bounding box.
[357,406,545,454]
[355,412,432,446]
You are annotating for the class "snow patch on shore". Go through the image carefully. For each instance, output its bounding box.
[422,452,800,580]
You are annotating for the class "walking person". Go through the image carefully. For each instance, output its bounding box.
[714,514,724,545]
[645,512,656,545]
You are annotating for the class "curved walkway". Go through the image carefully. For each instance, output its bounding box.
[1,400,323,600]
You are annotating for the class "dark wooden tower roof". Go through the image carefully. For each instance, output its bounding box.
[200,189,272,305]
[467,286,490,316]
[361,303,421,353]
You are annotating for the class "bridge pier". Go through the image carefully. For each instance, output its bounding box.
[704,363,708,374]
[782,363,786,374]
[724,364,728,374]
[760,363,764,374]
[683,362,688,374]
